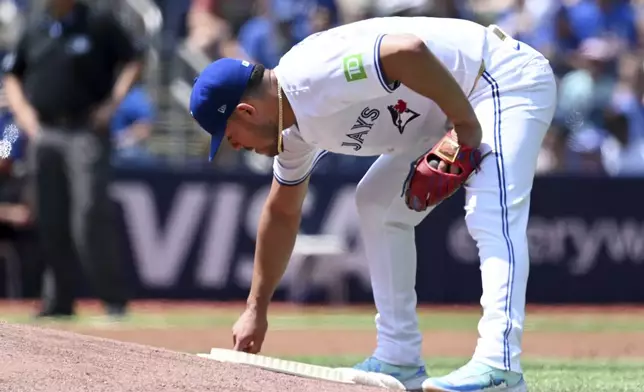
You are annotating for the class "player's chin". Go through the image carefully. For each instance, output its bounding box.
[253,150,274,157]
[256,147,279,157]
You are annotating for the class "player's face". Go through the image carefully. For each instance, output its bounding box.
[226,110,280,157]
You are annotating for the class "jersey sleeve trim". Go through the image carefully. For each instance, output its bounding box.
[374,34,396,93]
[274,150,329,186]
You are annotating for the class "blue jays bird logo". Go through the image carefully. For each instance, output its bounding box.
[387,99,420,134]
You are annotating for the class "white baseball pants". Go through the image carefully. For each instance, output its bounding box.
[354,31,557,373]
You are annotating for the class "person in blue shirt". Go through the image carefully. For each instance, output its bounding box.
[237,0,338,69]
[110,84,156,166]
[564,0,639,50]
[495,0,559,58]
[0,108,31,228]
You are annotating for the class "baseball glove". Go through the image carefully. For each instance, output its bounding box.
[401,130,488,212]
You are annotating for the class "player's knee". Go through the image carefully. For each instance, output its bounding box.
[464,209,485,242]
[355,178,384,219]
[354,179,373,216]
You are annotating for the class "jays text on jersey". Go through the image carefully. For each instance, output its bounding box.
[272,16,491,185]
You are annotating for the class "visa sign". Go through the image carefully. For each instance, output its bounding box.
[109,181,371,293]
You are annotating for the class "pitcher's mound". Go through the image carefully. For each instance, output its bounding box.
[0,322,382,392]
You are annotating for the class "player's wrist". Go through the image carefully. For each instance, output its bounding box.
[246,297,270,316]
[451,121,482,148]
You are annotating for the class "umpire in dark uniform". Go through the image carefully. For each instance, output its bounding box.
[2,0,143,318]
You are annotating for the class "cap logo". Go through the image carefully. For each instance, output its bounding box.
[218,105,227,114]
[242,61,250,67]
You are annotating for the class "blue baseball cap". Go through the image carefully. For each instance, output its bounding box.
[190,58,255,161]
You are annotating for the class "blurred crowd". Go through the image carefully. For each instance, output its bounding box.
[0,0,640,315]
[0,0,643,178]
[152,0,644,178]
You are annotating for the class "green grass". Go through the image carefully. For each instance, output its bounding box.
[286,356,644,392]
[3,310,644,332]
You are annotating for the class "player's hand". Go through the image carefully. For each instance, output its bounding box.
[231,306,268,354]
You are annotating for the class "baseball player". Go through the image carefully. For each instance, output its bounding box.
[190,16,556,392]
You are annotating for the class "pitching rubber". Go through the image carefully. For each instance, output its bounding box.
[198,348,406,389]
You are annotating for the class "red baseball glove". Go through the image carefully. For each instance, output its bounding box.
[402,130,488,212]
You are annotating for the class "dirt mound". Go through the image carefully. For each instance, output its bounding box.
[0,322,382,392]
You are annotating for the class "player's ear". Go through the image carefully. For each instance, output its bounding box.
[235,103,256,119]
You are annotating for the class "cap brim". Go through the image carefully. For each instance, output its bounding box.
[208,131,226,161]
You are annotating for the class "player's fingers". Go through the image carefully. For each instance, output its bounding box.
[450,164,460,174]
[247,341,262,354]
[233,335,250,351]
[437,160,448,172]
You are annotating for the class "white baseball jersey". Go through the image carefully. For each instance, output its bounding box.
[272,16,490,185]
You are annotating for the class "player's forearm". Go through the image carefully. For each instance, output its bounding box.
[380,34,482,147]
[247,207,301,313]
